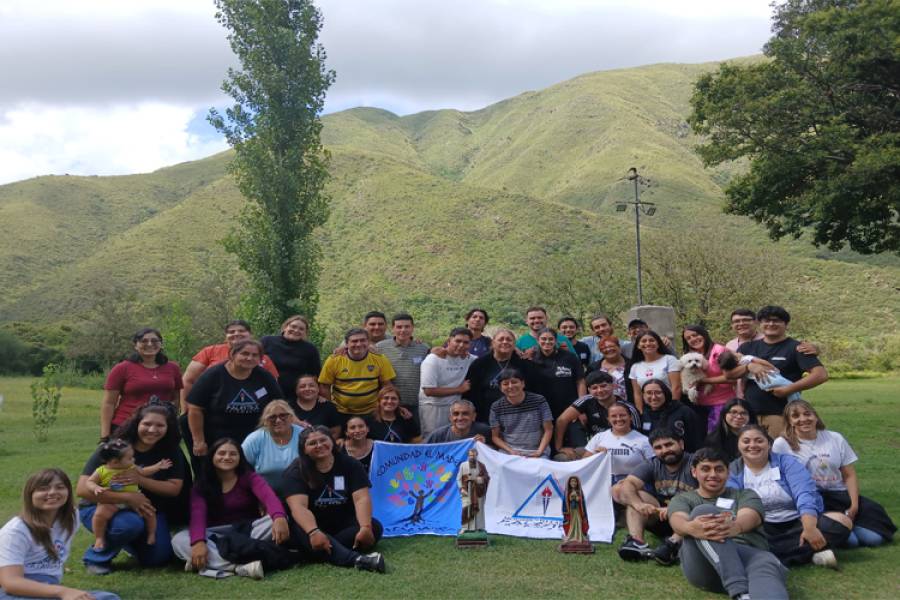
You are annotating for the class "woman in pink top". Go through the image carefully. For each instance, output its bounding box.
[682,325,736,432]
[171,438,289,579]
[100,328,182,441]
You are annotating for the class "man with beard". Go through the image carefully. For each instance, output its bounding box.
[612,429,697,565]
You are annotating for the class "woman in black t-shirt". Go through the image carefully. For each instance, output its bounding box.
[293,374,342,439]
[367,386,421,444]
[186,339,283,460]
[261,315,321,404]
[76,404,190,574]
[341,417,375,472]
[282,426,385,572]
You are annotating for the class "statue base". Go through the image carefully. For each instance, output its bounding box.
[558,541,594,554]
[456,530,489,548]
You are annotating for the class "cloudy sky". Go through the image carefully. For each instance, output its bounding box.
[0,0,775,184]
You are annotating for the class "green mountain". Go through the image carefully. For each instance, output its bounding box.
[2,60,898,370]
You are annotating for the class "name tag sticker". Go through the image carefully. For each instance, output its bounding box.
[412,357,424,365]
[642,422,652,431]
[715,497,735,510]
[770,467,781,480]
[255,387,268,399]
[334,476,346,491]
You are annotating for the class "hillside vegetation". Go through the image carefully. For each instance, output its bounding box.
[2,60,898,368]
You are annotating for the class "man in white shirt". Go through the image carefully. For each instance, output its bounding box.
[419,328,476,438]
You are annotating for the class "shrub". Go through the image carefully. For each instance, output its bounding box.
[31,364,63,441]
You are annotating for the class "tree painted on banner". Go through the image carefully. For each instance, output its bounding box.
[387,462,455,523]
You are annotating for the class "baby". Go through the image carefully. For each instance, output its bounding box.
[717,351,801,402]
[86,439,172,550]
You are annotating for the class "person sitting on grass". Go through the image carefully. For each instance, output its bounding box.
[773,400,896,548]
[668,448,788,600]
[583,402,653,484]
[85,439,171,551]
[282,426,386,573]
[0,469,120,600]
[172,438,290,580]
[611,428,697,566]
[727,424,851,568]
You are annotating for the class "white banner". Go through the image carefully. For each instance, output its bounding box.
[475,442,614,542]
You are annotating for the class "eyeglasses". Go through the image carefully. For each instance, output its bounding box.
[727,410,749,417]
[267,413,292,423]
[138,339,161,346]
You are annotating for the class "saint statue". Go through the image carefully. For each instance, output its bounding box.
[559,476,593,553]
[456,447,490,546]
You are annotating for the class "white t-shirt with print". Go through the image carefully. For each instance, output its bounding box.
[585,430,654,479]
[628,355,682,388]
[743,466,799,523]
[0,515,77,583]
[773,430,858,491]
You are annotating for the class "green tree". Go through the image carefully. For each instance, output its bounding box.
[209,0,335,332]
[689,0,900,255]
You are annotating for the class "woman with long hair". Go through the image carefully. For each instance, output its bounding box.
[629,331,682,410]
[1,469,119,599]
[773,400,896,547]
[77,404,189,574]
[367,386,421,444]
[100,327,182,441]
[282,426,385,572]
[341,417,375,471]
[703,398,756,463]
[172,438,289,579]
[728,424,852,568]
[681,324,736,431]
[186,339,283,462]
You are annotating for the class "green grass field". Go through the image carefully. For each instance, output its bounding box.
[1,376,898,599]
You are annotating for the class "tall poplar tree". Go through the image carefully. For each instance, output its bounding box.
[209,0,335,331]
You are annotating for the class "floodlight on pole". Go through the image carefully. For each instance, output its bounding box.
[616,167,656,306]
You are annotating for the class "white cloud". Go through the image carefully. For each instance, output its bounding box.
[0,0,778,183]
[0,102,228,184]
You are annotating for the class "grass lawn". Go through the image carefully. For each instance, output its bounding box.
[1,375,898,599]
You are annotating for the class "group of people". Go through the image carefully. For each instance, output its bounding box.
[1,305,894,599]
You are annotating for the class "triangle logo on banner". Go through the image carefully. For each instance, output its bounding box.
[511,473,564,521]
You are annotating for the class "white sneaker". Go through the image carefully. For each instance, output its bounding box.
[235,560,264,580]
[812,549,838,569]
[184,560,193,573]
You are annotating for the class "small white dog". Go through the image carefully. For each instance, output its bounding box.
[679,352,712,403]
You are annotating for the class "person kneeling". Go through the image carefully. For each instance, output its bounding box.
[668,448,788,600]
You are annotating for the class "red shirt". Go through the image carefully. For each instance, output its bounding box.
[192,343,280,378]
[105,361,183,426]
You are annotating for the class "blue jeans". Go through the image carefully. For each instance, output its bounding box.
[79,505,173,567]
[0,574,119,600]
[846,526,887,548]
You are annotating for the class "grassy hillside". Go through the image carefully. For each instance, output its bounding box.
[2,59,898,363]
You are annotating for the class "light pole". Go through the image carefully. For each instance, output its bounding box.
[615,167,655,305]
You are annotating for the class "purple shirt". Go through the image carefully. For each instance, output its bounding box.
[189,471,285,545]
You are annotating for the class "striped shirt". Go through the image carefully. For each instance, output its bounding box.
[374,338,430,407]
[489,392,552,455]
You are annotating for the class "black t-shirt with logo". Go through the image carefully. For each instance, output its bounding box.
[282,453,371,533]
[738,337,823,416]
[186,363,283,444]
[530,350,585,419]
[366,414,420,443]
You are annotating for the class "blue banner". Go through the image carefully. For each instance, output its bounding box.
[370,439,473,537]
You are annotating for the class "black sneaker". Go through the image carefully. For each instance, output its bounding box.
[652,538,681,566]
[618,535,652,561]
[355,552,386,573]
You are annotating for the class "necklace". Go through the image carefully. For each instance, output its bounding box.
[494,355,511,370]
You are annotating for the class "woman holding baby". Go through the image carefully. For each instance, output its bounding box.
[681,325,736,432]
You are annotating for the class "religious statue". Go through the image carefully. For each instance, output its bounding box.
[456,447,490,547]
[559,476,593,553]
